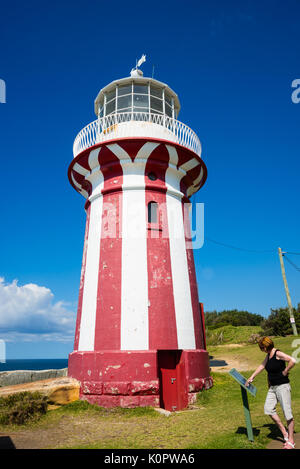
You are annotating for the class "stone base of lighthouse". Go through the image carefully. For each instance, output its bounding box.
[68,349,212,410]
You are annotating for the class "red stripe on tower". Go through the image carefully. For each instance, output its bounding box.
[144,143,178,350]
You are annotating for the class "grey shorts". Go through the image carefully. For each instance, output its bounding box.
[264,383,293,421]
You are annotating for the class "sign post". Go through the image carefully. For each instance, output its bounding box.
[229,368,257,442]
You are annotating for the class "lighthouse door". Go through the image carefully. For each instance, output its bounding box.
[158,350,188,411]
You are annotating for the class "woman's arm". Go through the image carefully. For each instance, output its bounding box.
[276,350,296,376]
[245,355,268,386]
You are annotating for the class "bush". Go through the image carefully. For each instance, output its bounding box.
[0,392,48,425]
[248,333,262,344]
[261,306,300,336]
[204,309,264,329]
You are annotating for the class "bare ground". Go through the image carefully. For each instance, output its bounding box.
[209,344,253,373]
[0,413,148,449]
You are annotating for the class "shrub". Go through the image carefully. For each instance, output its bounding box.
[0,392,48,425]
[261,306,300,336]
[204,309,264,328]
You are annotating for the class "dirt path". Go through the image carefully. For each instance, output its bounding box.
[209,344,254,373]
[0,413,138,449]
[266,432,299,450]
[209,358,251,372]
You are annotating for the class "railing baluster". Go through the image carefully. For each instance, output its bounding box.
[73,112,201,158]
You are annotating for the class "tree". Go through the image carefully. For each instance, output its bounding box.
[203,309,264,329]
[261,305,300,336]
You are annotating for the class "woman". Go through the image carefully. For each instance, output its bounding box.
[245,336,296,449]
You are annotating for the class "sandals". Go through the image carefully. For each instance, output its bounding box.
[283,441,295,449]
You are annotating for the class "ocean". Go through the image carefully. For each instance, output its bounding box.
[0,359,68,372]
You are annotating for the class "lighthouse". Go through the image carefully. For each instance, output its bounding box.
[68,58,212,410]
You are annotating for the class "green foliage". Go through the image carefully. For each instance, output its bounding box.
[261,305,300,336]
[204,309,264,329]
[205,325,262,345]
[0,391,48,425]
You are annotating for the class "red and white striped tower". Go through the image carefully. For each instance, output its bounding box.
[68,61,212,410]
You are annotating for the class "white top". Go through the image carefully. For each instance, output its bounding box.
[94,75,180,119]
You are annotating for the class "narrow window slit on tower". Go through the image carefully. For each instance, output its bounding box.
[148,201,158,224]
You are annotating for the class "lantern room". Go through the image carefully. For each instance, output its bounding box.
[94,70,180,120]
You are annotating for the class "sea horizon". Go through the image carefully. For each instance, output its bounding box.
[0,358,69,372]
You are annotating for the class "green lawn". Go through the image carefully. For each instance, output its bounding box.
[0,335,299,449]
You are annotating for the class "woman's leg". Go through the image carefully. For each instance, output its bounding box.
[276,384,294,446]
[264,387,288,440]
[286,418,295,445]
[269,413,289,440]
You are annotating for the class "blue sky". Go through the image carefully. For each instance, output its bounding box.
[0,0,300,358]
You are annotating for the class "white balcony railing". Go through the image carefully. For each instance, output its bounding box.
[73,112,202,158]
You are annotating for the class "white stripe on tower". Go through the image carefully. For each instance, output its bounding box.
[165,145,196,350]
[78,156,104,351]
[106,142,157,350]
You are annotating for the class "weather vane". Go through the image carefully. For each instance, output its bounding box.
[131,54,146,77]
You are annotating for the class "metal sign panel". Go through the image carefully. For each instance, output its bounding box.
[229,368,257,397]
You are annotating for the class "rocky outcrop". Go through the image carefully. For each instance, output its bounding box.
[0,377,80,405]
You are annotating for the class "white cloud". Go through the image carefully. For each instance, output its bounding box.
[0,277,76,343]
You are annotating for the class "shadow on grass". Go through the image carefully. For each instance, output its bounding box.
[235,426,260,437]
[209,355,229,367]
[261,423,286,443]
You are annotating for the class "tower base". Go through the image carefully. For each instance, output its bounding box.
[68,349,212,410]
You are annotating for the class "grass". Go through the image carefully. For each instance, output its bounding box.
[0,333,299,449]
[206,325,262,346]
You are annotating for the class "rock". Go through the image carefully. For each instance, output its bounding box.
[0,377,80,406]
[154,407,171,417]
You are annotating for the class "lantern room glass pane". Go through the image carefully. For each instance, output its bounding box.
[117,94,132,110]
[150,96,163,113]
[133,84,148,94]
[133,106,149,115]
[150,85,163,98]
[165,92,172,107]
[118,84,132,96]
[106,99,116,115]
[106,89,116,102]
[165,102,172,117]
[133,94,149,108]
